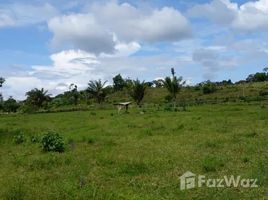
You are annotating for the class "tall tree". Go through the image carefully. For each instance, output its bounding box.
[25,88,51,108]
[162,68,185,107]
[69,84,79,105]
[87,80,107,104]
[128,79,147,106]
[113,74,126,91]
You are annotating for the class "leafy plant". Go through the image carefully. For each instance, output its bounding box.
[162,68,185,108]
[259,90,268,96]
[87,80,107,104]
[41,131,65,152]
[113,74,127,91]
[202,81,217,94]
[128,79,147,106]
[25,88,51,109]
[13,133,26,144]
[3,96,20,113]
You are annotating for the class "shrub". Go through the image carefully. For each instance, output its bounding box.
[3,97,20,113]
[259,90,268,96]
[201,81,217,94]
[13,133,26,144]
[41,131,65,152]
[165,95,173,102]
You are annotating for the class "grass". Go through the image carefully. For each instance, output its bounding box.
[108,81,268,105]
[0,103,267,199]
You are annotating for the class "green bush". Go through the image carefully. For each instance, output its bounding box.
[164,95,173,102]
[13,133,26,144]
[3,97,20,113]
[203,82,217,94]
[41,131,65,152]
[259,90,268,96]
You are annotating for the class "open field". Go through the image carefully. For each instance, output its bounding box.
[0,103,267,199]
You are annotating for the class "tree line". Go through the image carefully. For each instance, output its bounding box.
[0,67,268,113]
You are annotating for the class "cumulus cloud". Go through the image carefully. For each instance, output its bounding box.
[188,0,268,31]
[48,1,191,54]
[233,0,268,30]
[193,47,237,79]
[4,50,103,100]
[48,14,116,54]
[188,0,237,25]
[0,3,58,28]
[91,2,191,42]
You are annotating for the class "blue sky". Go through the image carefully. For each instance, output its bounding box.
[1,0,268,99]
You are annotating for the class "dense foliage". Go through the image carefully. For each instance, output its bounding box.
[2,97,20,112]
[87,80,108,104]
[25,88,51,108]
[162,68,185,102]
[201,81,217,94]
[41,131,65,152]
[113,74,127,91]
[128,79,147,106]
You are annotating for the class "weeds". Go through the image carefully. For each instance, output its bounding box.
[13,132,26,144]
[41,131,65,152]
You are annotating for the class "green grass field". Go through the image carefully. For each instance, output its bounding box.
[0,104,268,199]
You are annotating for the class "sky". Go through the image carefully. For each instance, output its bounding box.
[1,0,268,100]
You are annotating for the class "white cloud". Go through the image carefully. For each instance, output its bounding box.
[32,50,100,78]
[48,1,191,54]
[3,45,194,100]
[0,3,58,28]
[3,50,102,100]
[192,48,237,79]
[188,0,268,31]
[188,0,237,25]
[4,76,43,100]
[102,41,141,57]
[48,13,116,54]
[91,2,191,42]
[233,0,268,30]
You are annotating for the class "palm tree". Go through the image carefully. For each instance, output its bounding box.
[162,68,185,108]
[25,88,51,108]
[87,79,107,104]
[128,79,147,106]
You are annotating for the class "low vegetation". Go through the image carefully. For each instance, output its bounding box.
[0,104,267,199]
[0,68,268,199]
